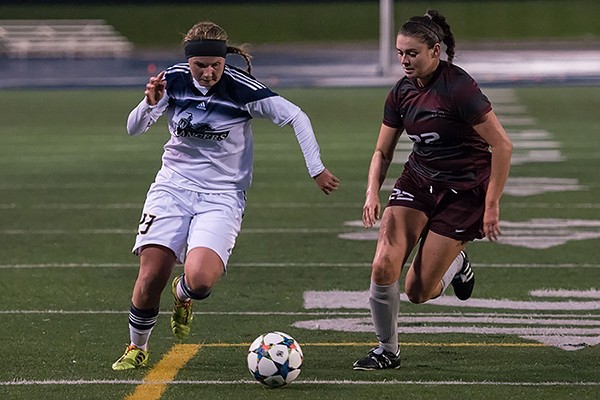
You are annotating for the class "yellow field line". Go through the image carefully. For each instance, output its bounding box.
[203,341,545,348]
[125,343,201,400]
[123,340,544,398]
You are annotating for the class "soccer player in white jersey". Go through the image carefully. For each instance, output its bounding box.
[112,21,340,370]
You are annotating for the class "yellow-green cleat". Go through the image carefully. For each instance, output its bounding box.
[111,345,149,370]
[171,275,194,339]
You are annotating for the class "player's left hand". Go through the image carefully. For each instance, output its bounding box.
[313,168,340,195]
[483,204,501,241]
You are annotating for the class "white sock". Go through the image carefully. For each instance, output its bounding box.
[176,279,191,303]
[440,252,465,294]
[129,326,152,351]
[128,305,158,350]
[369,281,400,354]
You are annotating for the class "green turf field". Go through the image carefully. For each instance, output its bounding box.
[1,1,599,47]
[0,86,599,399]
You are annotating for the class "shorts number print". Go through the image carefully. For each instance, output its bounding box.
[138,213,157,235]
[389,188,415,202]
[132,180,246,265]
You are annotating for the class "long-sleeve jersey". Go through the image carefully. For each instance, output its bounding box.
[384,60,493,190]
[127,63,325,192]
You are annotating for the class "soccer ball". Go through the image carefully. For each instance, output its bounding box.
[247,331,303,388]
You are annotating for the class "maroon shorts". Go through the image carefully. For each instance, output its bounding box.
[387,169,487,241]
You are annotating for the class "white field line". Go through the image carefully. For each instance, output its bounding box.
[0,310,597,319]
[24,202,364,210]
[397,316,600,326]
[32,203,141,209]
[0,183,133,190]
[530,289,600,299]
[502,202,600,209]
[1,379,598,387]
[0,228,349,234]
[0,310,371,316]
[298,321,600,336]
[0,229,135,234]
[1,262,600,269]
[305,292,600,311]
[0,263,140,268]
[0,228,349,235]
[0,181,375,190]
[1,202,599,210]
[489,104,527,114]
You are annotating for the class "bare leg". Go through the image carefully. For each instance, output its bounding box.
[371,207,428,285]
[369,207,428,352]
[132,245,177,309]
[404,231,466,304]
[180,246,225,298]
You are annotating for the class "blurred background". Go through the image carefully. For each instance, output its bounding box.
[1,0,599,88]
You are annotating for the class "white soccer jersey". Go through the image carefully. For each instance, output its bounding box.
[127,63,325,192]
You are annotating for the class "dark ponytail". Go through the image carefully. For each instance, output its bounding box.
[399,9,456,63]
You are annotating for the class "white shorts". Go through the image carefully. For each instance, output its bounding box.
[132,180,246,266]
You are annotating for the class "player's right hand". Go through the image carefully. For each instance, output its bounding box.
[313,168,340,195]
[362,192,380,228]
[145,71,166,106]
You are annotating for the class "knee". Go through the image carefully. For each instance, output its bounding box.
[182,275,214,300]
[371,257,399,284]
[405,288,428,304]
[183,267,223,299]
[405,280,441,304]
[404,281,431,304]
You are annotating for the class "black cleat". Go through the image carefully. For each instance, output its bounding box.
[451,250,475,300]
[352,347,401,370]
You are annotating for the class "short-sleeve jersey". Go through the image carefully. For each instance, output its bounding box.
[384,61,492,190]
[160,63,286,191]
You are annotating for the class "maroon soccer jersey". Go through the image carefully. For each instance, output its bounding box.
[384,61,492,190]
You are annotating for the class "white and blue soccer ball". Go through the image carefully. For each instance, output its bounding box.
[247,331,304,388]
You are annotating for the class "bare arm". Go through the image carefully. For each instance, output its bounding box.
[363,123,402,228]
[472,110,513,241]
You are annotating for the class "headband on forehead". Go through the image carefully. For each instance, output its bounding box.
[184,39,227,59]
[406,20,443,43]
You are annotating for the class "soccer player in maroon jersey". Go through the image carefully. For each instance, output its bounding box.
[353,10,512,370]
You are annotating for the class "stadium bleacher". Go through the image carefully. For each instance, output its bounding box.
[0,19,133,58]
